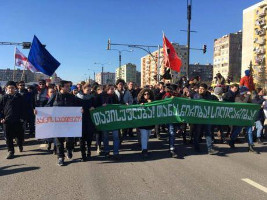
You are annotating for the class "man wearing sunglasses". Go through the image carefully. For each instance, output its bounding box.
[36,79,48,107]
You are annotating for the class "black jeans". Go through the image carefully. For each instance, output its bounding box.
[80,122,93,156]
[3,122,24,153]
[27,115,35,135]
[95,131,102,148]
[56,137,74,158]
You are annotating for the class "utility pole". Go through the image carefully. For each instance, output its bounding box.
[186,0,192,79]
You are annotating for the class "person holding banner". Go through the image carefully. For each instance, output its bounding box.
[0,81,26,159]
[114,79,133,144]
[100,84,120,160]
[229,87,259,153]
[163,85,183,158]
[47,80,82,166]
[43,86,57,154]
[93,85,104,155]
[193,83,219,155]
[252,88,266,144]
[137,88,154,158]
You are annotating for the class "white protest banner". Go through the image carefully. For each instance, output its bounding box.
[35,107,82,139]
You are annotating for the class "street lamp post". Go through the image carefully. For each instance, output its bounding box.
[107,49,133,68]
[94,62,110,85]
[186,0,192,79]
[88,69,96,82]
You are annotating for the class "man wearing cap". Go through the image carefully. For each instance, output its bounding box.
[0,81,25,159]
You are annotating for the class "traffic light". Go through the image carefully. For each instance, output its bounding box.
[203,44,207,54]
[22,42,31,49]
[107,39,111,50]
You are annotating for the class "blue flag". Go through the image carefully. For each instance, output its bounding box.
[28,35,60,76]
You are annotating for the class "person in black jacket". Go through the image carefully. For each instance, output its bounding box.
[193,83,219,155]
[93,85,104,155]
[222,83,239,102]
[17,81,35,138]
[46,80,81,166]
[0,81,25,159]
[153,82,166,139]
[76,83,95,161]
[100,84,120,160]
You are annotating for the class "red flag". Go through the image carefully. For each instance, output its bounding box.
[163,34,182,72]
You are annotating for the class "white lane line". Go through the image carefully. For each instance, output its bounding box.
[242,178,267,193]
[40,144,47,148]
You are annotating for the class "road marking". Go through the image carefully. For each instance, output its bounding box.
[40,144,47,148]
[242,178,267,193]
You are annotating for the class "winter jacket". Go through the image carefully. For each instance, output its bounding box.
[100,92,119,105]
[193,91,218,101]
[252,95,265,122]
[222,90,237,102]
[240,76,255,91]
[36,88,48,107]
[114,89,133,105]
[0,93,25,123]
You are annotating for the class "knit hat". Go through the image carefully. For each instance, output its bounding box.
[245,70,250,76]
[239,86,249,95]
[5,81,16,87]
[214,87,223,95]
[71,85,78,91]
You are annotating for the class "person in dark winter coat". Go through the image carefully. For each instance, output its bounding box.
[76,83,95,161]
[35,80,48,107]
[0,81,26,159]
[46,80,82,166]
[17,81,35,137]
[229,86,259,154]
[100,84,120,160]
[193,83,219,155]
[222,83,239,102]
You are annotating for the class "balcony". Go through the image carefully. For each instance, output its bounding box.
[254,47,266,55]
[254,38,266,45]
[255,19,266,26]
[255,55,265,65]
[255,29,266,35]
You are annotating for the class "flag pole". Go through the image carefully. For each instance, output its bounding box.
[13,47,17,81]
[20,66,26,81]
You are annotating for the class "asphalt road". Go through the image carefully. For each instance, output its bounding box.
[0,132,267,200]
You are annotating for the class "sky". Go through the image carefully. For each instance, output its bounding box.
[0,0,262,83]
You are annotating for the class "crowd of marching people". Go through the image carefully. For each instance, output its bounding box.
[0,69,266,166]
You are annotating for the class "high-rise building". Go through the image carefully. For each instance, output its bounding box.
[95,72,115,85]
[243,0,267,88]
[213,31,242,82]
[189,63,213,82]
[135,71,141,86]
[115,63,136,83]
[140,43,187,87]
